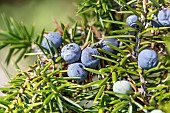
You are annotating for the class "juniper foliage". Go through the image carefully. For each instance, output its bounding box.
[0,0,170,113]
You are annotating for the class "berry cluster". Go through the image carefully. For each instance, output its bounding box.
[41,32,119,82]
[41,12,162,92]
[40,9,170,103]
[126,14,159,70]
[126,8,170,28]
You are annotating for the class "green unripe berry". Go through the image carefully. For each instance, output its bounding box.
[150,109,164,113]
[113,80,132,97]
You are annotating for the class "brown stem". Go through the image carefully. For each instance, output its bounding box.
[141,0,148,22]
[91,25,102,39]
[139,72,150,104]
[52,17,63,35]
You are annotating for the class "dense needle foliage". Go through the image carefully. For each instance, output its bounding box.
[0,0,170,112]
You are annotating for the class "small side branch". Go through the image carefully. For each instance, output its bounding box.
[139,72,150,104]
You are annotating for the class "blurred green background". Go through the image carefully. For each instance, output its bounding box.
[0,0,77,31]
[0,0,77,86]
